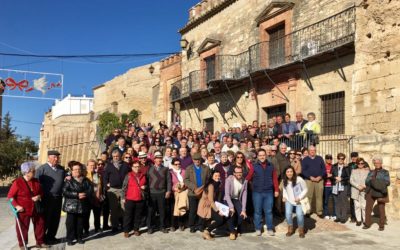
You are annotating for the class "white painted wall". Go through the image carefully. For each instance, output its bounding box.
[52,94,93,119]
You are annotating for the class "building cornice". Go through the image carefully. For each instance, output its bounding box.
[179,0,238,35]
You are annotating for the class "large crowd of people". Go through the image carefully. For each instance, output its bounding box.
[7,111,391,249]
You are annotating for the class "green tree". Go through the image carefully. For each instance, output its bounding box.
[128,109,141,123]
[0,112,16,140]
[97,111,121,140]
[0,113,38,179]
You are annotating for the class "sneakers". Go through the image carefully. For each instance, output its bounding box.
[267,230,275,236]
[254,230,262,236]
[331,216,337,221]
[324,216,330,220]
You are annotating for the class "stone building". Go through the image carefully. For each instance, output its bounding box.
[38,95,97,167]
[93,62,160,124]
[351,0,400,218]
[158,0,400,218]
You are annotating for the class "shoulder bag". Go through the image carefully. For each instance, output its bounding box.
[23,179,44,214]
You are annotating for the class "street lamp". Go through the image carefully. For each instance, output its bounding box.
[149,64,155,75]
[180,38,189,50]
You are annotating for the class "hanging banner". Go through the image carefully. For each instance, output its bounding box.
[0,68,63,100]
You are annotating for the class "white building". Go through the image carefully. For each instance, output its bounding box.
[51,94,93,119]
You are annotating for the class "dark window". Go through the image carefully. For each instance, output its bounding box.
[268,24,285,68]
[203,118,214,134]
[205,55,216,82]
[320,91,345,135]
[264,104,286,120]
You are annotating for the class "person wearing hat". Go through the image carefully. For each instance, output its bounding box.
[8,162,48,249]
[146,151,171,234]
[184,152,210,233]
[138,151,151,176]
[35,150,66,245]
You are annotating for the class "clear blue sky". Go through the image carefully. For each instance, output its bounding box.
[1,0,198,142]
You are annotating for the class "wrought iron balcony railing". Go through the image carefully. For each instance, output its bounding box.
[170,6,355,102]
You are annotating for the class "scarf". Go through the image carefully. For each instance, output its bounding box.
[173,168,183,183]
[73,176,84,183]
[113,160,120,170]
[333,165,345,195]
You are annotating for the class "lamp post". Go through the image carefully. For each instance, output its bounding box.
[0,79,5,129]
[180,38,189,50]
[149,64,155,75]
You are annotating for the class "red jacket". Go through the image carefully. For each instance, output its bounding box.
[7,177,43,216]
[125,172,146,201]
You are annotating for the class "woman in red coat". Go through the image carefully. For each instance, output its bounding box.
[121,160,146,237]
[7,162,47,249]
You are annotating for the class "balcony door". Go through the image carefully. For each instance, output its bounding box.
[268,24,285,68]
[205,55,216,83]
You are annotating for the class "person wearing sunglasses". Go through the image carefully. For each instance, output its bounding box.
[349,158,370,226]
[122,153,132,164]
[169,158,188,232]
[290,151,302,175]
[331,153,350,223]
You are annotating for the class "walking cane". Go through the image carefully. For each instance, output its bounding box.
[8,198,28,250]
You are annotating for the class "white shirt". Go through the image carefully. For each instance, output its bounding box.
[282,176,308,206]
[232,178,243,199]
[222,144,239,153]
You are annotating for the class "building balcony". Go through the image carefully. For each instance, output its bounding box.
[170,6,355,103]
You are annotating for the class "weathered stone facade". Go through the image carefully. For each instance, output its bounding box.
[352,0,400,219]
[93,62,160,123]
[165,0,400,218]
[173,0,356,132]
[39,111,97,167]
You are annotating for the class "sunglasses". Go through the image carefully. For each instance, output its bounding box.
[236,156,243,159]
[174,163,181,166]
[289,152,295,155]
[98,163,104,166]
[124,157,131,159]
[338,158,345,160]
[358,162,365,165]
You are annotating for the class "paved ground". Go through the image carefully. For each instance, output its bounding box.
[0,195,398,250]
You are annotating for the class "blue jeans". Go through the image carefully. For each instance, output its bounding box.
[323,187,336,217]
[253,191,274,231]
[285,201,304,227]
[227,199,244,233]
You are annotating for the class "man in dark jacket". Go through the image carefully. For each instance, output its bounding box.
[250,149,279,237]
[35,150,66,244]
[103,150,131,232]
[274,143,291,217]
[301,146,326,217]
[146,151,171,234]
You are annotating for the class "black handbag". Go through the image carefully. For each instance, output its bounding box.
[23,178,44,214]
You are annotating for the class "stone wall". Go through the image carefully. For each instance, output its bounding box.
[39,111,98,167]
[157,54,182,125]
[180,0,265,77]
[352,0,400,219]
[93,62,160,123]
[292,0,355,30]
